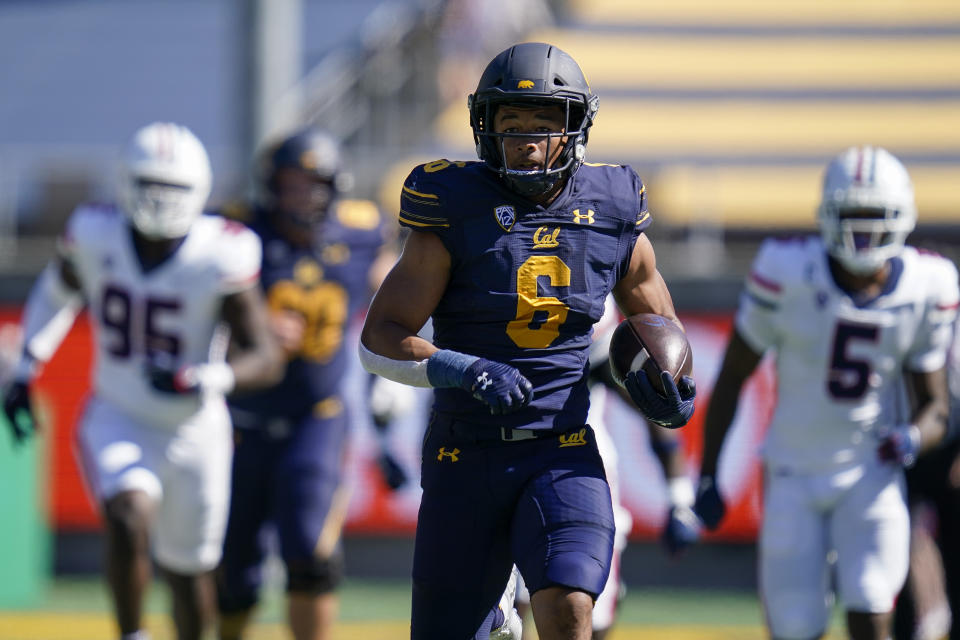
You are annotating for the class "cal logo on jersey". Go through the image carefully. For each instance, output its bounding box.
[517,80,534,89]
[494,205,516,232]
[533,226,560,249]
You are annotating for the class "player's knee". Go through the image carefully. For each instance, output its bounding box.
[217,587,258,616]
[103,493,152,552]
[285,550,344,595]
[531,586,593,635]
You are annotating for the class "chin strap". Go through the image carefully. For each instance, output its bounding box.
[504,173,561,198]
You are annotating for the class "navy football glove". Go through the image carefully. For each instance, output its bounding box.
[377,451,408,490]
[661,505,701,556]
[693,475,726,531]
[461,358,534,415]
[624,370,696,428]
[3,380,35,444]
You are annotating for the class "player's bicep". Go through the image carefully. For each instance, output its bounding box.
[361,230,451,360]
[612,233,680,327]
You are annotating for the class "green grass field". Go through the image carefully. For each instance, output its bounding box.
[0,577,849,640]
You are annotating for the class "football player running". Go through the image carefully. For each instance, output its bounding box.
[216,129,395,640]
[360,42,695,640]
[509,296,701,640]
[1,122,284,640]
[695,146,958,640]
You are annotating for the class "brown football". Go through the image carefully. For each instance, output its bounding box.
[609,313,693,395]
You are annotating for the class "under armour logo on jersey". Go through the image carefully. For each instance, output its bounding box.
[816,291,828,309]
[559,428,588,448]
[494,205,516,232]
[572,208,595,224]
[475,372,492,391]
[533,226,560,249]
[437,447,460,462]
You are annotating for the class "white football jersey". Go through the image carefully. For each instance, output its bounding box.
[62,204,261,429]
[737,236,959,473]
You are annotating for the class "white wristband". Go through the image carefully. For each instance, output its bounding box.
[358,340,431,388]
[192,362,236,395]
[668,476,696,508]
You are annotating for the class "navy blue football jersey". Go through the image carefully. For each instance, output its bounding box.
[399,160,650,430]
[230,199,387,420]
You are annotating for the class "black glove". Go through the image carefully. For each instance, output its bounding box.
[661,504,702,556]
[624,370,696,428]
[377,451,408,490]
[3,380,35,444]
[146,362,199,394]
[460,358,534,416]
[693,475,726,531]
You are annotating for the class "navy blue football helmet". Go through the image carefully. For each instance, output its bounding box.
[259,129,343,234]
[469,42,599,197]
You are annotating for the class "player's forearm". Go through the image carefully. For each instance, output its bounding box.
[701,331,763,476]
[699,379,744,477]
[360,319,437,362]
[19,261,84,371]
[358,322,438,389]
[912,395,949,454]
[226,341,285,393]
[907,367,950,454]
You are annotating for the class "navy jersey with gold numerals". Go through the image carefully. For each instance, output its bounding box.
[229,199,386,420]
[399,160,651,430]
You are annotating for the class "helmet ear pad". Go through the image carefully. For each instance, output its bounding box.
[574,136,586,162]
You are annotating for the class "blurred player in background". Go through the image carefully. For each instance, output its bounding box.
[695,146,958,640]
[1,122,284,640]
[360,42,695,640]
[894,318,960,640]
[216,129,394,640]
[511,296,701,639]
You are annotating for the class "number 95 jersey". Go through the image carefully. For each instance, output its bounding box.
[738,236,960,473]
[61,205,262,429]
[399,160,650,431]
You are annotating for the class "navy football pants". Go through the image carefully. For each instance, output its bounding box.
[218,407,349,610]
[411,413,615,640]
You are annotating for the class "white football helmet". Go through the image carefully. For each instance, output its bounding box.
[117,122,212,240]
[818,145,916,275]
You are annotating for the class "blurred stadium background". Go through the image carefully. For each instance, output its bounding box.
[1,0,958,637]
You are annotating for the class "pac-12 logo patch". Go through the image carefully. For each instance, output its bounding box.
[494,205,516,232]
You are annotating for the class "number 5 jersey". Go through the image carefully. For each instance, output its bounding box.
[738,236,959,473]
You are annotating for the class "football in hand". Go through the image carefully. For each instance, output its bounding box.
[609,314,693,395]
